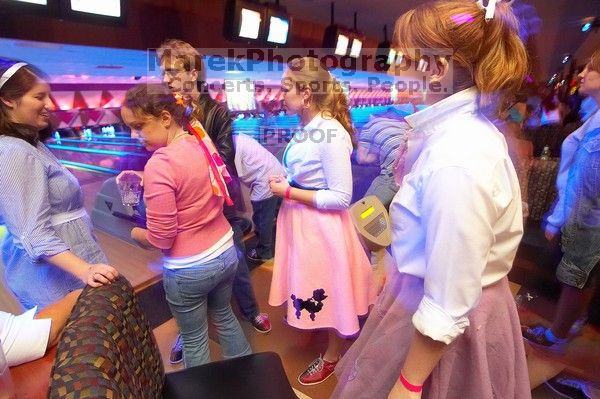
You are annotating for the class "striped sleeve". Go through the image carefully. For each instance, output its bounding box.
[357,124,376,152]
[0,148,69,260]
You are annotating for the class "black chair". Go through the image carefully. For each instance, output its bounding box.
[163,352,298,399]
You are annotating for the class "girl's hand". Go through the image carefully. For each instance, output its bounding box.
[269,175,290,197]
[81,263,119,287]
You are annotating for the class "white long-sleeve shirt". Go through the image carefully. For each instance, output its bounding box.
[390,88,524,344]
[282,113,353,209]
[233,133,285,202]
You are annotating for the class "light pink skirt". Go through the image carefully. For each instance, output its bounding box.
[268,199,377,337]
[332,269,531,399]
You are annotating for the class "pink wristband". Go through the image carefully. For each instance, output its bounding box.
[284,186,292,200]
[399,372,423,393]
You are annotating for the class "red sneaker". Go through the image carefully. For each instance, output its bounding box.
[250,313,272,333]
[298,355,338,386]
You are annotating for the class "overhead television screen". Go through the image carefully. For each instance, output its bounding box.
[2,0,58,16]
[334,34,349,56]
[267,16,289,44]
[9,0,47,4]
[387,49,397,65]
[239,8,262,39]
[70,0,121,17]
[266,10,290,45]
[224,0,266,43]
[350,38,362,58]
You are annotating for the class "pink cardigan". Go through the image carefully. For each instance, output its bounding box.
[143,136,231,258]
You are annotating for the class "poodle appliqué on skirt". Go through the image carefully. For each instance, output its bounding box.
[291,289,328,321]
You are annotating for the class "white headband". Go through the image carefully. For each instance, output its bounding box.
[0,62,28,91]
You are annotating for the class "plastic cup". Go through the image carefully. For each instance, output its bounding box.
[0,342,15,399]
[117,173,143,206]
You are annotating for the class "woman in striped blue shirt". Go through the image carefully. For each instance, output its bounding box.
[0,59,118,309]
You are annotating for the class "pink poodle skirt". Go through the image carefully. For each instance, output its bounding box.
[268,199,377,337]
[332,269,531,399]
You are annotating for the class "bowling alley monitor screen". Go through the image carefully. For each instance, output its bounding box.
[225,0,265,42]
[239,7,262,39]
[267,15,289,44]
[70,0,121,17]
[9,0,47,4]
[3,0,54,14]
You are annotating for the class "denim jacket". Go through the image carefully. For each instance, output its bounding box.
[547,111,600,232]
[565,125,600,229]
[558,118,600,287]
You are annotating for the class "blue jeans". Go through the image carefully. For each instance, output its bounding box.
[224,205,260,320]
[163,246,252,367]
[251,196,281,259]
[559,224,600,289]
[231,222,260,320]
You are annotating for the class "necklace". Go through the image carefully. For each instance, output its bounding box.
[170,132,188,144]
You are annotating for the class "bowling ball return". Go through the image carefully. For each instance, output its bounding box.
[91,177,147,245]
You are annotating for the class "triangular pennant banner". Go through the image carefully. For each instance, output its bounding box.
[73,91,89,109]
[100,90,114,108]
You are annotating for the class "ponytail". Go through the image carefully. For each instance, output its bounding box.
[474,2,528,109]
[326,78,356,146]
[394,0,528,116]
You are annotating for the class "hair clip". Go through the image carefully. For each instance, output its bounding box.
[476,0,513,21]
[184,106,193,118]
[174,93,186,106]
